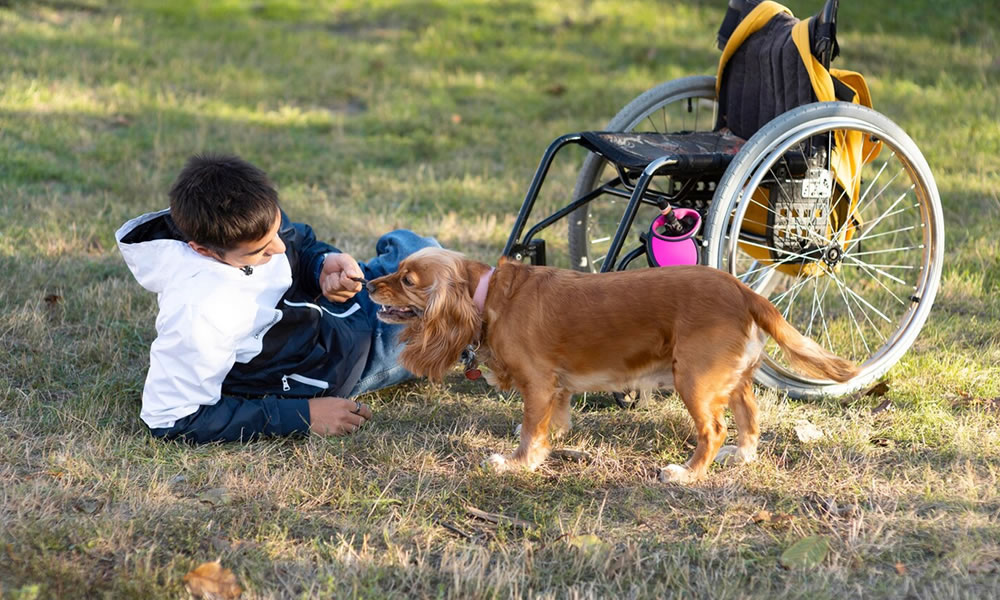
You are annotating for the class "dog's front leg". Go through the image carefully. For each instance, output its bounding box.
[486,383,556,472]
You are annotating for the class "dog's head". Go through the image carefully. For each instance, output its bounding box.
[368,248,488,380]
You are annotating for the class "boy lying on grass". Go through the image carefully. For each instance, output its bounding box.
[116,153,438,443]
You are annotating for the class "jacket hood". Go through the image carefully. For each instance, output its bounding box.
[116,209,222,294]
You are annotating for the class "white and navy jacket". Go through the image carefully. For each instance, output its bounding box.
[116,209,373,443]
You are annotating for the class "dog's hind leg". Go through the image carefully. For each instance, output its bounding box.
[715,373,760,466]
[660,367,729,484]
[549,389,573,440]
[486,380,557,472]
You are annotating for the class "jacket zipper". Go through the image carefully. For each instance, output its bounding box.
[281,373,331,392]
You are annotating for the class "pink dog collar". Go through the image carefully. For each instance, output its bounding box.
[473,268,494,313]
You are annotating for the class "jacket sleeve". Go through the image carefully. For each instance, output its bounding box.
[279,212,339,299]
[149,395,311,443]
[142,302,312,443]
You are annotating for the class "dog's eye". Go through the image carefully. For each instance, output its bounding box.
[402,274,414,286]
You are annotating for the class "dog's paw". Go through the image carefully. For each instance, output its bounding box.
[658,463,696,484]
[483,453,510,472]
[714,445,757,466]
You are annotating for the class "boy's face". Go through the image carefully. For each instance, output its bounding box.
[188,210,287,269]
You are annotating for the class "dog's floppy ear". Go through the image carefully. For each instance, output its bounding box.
[399,254,481,381]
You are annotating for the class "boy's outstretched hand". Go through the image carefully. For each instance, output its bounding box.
[320,252,364,302]
[308,397,372,436]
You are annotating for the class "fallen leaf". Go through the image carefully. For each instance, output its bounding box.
[864,381,890,398]
[752,509,793,527]
[771,513,794,527]
[780,535,830,569]
[450,113,462,124]
[794,420,824,443]
[894,562,907,575]
[953,394,1000,413]
[870,436,895,448]
[544,83,566,96]
[842,379,890,405]
[752,509,772,524]
[183,560,243,599]
[197,487,233,506]
[871,399,893,415]
[44,294,62,305]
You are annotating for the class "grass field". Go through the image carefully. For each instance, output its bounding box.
[2,0,999,598]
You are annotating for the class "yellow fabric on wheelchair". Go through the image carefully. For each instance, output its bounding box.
[716,0,881,276]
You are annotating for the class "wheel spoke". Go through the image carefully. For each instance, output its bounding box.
[843,187,914,256]
[839,257,909,307]
[770,273,813,305]
[839,255,908,285]
[830,271,871,355]
[840,258,914,271]
[805,275,822,338]
[849,244,922,257]
[828,270,893,323]
[838,270,887,345]
[815,276,836,351]
[735,238,824,263]
[776,274,814,319]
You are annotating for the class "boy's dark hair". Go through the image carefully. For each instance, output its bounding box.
[169,153,280,252]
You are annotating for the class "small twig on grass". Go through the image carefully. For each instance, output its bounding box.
[465,505,535,530]
[438,520,474,541]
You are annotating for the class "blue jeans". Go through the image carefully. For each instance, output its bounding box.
[350,230,439,396]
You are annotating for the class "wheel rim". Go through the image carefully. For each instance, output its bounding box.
[714,114,942,386]
[571,79,719,272]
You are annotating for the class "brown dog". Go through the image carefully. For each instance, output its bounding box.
[368,248,857,483]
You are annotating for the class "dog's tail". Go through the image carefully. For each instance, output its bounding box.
[741,284,859,382]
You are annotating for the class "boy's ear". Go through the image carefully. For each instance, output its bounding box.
[188,241,221,260]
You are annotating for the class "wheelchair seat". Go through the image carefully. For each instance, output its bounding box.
[579,130,745,175]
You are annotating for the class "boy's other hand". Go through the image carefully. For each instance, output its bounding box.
[308,397,372,436]
[320,252,364,302]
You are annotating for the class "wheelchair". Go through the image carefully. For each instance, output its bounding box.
[501,0,944,400]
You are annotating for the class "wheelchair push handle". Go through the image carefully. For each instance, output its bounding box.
[719,0,840,68]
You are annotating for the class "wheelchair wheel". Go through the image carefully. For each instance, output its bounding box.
[704,102,944,398]
[568,76,718,272]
